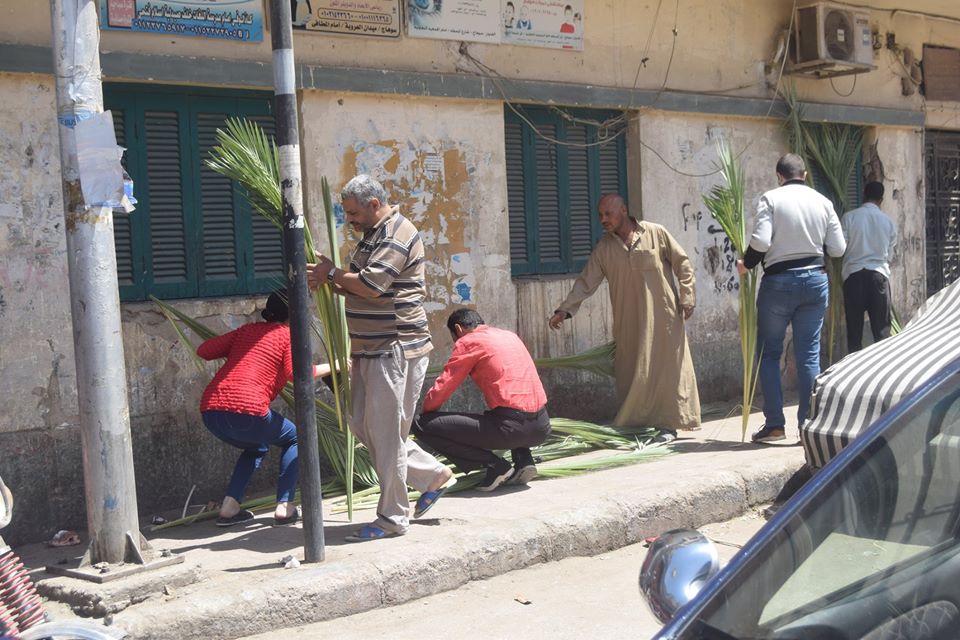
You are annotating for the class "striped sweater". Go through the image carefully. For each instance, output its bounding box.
[345,208,432,359]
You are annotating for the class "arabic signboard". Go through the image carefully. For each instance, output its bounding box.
[406,0,500,45]
[100,0,264,42]
[293,0,401,38]
[503,0,583,50]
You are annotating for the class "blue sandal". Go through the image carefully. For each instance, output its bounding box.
[344,525,399,543]
[414,478,456,519]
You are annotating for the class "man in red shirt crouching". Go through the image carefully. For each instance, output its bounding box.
[413,308,551,492]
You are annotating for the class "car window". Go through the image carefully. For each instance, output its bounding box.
[680,370,960,640]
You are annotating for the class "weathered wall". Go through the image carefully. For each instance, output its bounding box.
[4,2,960,118]
[0,74,75,434]
[866,127,927,316]
[0,72,290,543]
[299,91,514,359]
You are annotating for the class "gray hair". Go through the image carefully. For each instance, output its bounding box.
[341,174,389,207]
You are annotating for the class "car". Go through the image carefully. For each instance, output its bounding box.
[802,278,960,469]
[640,354,960,640]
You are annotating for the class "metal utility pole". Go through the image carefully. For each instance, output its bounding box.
[49,0,141,564]
[269,0,325,561]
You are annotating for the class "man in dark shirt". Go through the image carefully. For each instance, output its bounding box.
[413,308,551,492]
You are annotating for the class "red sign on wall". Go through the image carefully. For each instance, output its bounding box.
[105,0,135,28]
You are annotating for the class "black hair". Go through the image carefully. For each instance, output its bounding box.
[261,289,289,323]
[776,153,806,180]
[446,308,484,332]
[863,181,884,202]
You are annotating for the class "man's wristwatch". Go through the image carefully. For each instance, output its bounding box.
[327,268,338,283]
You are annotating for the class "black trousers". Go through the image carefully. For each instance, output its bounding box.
[412,407,551,473]
[843,269,891,353]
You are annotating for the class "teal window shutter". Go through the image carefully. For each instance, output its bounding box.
[810,160,864,213]
[111,107,138,294]
[504,105,628,276]
[105,84,282,302]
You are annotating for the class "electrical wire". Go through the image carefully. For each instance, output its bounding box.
[829,74,857,97]
[642,0,681,112]
[765,0,798,118]
[459,45,627,148]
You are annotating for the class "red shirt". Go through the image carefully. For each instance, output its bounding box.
[423,325,547,413]
[198,322,293,416]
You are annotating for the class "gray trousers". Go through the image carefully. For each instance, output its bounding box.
[350,344,446,534]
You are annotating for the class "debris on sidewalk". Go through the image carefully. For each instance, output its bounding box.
[513,594,531,605]
[279,554,300,569]
[48,530,81,547]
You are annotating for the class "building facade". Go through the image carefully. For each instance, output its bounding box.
[1,0,958,543]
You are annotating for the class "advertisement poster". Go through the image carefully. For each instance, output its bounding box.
[100,0,264,42]
[406,0,501,45]
[292,0,401,38]
[502,0,583,50]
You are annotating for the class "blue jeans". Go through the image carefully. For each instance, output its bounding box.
[756,268,829,429]
[202,410,299,503]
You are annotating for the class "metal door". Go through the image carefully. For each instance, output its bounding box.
[925,131,960,295]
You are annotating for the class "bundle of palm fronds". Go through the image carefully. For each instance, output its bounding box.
[781,86,864,363]
[701,138,760,442]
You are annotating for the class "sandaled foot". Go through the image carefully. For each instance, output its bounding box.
[274,506,301,526]
[414,477,456,519]
[216,509,254,527]
[344,524,400,543]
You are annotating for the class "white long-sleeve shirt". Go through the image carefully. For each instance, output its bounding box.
[749,182,846,271]
[840,202,897,281]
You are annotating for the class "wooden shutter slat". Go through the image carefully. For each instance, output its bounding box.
[144,110,188,284]
[505,120,529,266]
[197,111,238,282]
[566,124,593,262]
[248,115,284,279]
[535,124,562,262]
[111,108,135,287]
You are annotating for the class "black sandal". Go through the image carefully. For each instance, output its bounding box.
[215,509,255,527]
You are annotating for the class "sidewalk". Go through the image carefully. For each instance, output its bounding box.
[20,408,804,640]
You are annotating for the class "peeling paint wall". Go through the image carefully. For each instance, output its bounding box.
[300,92,514,361]
[867,128,927,315]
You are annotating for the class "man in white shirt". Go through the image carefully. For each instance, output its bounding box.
[841,181,898,352]
[736,154,846,443]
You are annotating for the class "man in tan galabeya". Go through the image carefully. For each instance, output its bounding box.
[549,194,700,442]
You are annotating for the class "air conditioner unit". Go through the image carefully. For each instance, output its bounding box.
[787,2,875,78]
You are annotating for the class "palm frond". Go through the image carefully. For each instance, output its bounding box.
[701,137,760,441]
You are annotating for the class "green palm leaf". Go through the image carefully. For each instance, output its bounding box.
[701,138,760,441]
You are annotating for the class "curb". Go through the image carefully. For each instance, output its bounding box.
[110,456,797,640]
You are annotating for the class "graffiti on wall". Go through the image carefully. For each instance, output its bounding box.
[339,140,477,325]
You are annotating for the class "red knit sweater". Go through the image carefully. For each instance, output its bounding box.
[198,322,293,416]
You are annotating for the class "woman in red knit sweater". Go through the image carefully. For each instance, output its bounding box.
[198,291,330,526]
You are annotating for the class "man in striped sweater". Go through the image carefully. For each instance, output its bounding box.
[308,175,453,542]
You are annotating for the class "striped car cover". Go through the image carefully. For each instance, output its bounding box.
[802,279,960,469]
